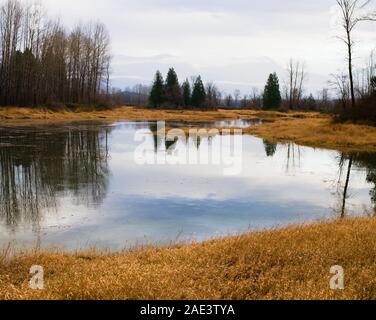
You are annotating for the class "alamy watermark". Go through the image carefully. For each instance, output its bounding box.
[29,265,44,290]
[330,265,345,290]
[134,121,243,176]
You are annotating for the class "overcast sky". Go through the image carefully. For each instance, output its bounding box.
[44,0,375,95]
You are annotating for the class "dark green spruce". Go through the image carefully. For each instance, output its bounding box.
[182,79,191,107]
[165,68,182,107]
[149,71,165,107]
[191,76,206,108]
[263,73,282,110]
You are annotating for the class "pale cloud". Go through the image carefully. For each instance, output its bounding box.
[41,0,376,94]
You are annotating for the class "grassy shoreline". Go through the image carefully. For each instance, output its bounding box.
[247,117,376,153]
[1,107,376,300]
[1,106,376,153]
[1,217,376,300]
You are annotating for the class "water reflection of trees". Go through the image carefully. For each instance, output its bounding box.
[148,123,206,154]
[336,152,376,217]
[146,125,376,218]
[285,143,301,173]
[353,153,376,214]
[261,139,376,217]
[263,140,277,157]
[263,140,302,173]
[0,125,111,231]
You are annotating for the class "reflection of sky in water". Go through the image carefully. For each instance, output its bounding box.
[0,122,375,250]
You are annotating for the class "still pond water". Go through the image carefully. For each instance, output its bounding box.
[0,121,375,250]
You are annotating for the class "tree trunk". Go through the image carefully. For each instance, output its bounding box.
[347,30,356,108]
[341,156,353,218]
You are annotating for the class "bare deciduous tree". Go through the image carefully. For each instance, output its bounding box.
[205,82,221,110]
[336,0,375,108]
[250,87,261,109]
[233,89,241,107]
[285,58,306,110]
[330,72,351,109]
[0,0,111,107]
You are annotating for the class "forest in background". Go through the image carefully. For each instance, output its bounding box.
[112,1,376,123]
[0,0,111,107]
[0,0,375,123]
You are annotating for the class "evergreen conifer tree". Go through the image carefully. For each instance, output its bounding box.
[149,71,165,107]
[165,68,182,106]
[191,76,206,108]
[182,79,191,107]
[263,73,282,109]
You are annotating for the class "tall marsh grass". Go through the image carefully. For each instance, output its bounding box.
[1,217,376,300]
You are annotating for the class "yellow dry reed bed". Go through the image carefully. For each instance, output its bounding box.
[247,117,376,153]
[0,106,319,123]
[1,217,376,300]
[1,106,375,152]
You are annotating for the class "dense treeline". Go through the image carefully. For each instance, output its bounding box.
[0,0,111,107]
[1,0,374,118]
[339,78,376,123]
[149,68,221,109]
[334,53,376,123]
[146,68,324,112]
[111,84,150,107]
[115,60,373,114]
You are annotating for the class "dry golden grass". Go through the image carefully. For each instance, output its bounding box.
[0,106,260,123]
[1,106,376,152]
[1,217,376,300]
[0,105,318,123]
[247,117,376,153]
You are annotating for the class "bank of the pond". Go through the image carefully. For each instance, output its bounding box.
[1,106,376,152]
[246,117,376,153]
[1,217,376,300]
[0,106,314,122]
